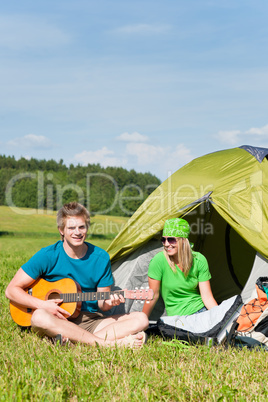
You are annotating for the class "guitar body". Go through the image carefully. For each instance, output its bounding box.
[9,278,154,328]
[9,278,82,327]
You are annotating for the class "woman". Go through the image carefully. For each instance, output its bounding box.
[142,218,218,318]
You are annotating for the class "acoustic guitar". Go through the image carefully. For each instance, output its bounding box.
[9,277,154,327]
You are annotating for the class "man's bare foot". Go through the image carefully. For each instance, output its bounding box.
[118,331,148,349]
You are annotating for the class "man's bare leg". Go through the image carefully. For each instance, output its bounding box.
[93,312,148,340]
[31,309,147,348]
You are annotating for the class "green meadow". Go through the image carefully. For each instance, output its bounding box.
[0,206,268,401]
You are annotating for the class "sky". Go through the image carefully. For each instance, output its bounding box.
[0,0,268,181]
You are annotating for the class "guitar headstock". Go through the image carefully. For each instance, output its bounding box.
[124,288,154,301]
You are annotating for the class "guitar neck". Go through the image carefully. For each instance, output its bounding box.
[60,290,126,303]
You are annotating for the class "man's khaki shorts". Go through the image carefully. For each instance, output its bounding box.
[69,311,107,333]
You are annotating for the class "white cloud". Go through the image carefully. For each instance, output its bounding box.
[73,141,193,181]
[74,147,127,168]
[216,130,241,145]
[171,144,193,164]
[7,134,52,149]
[116,132,148,142]
[112,24,171,35]
[216,124,268,146]
[245,124,268,136]
[160,144,193,176]
[0,15,70,50]
[125,142,193,170]
[126,142,167,165]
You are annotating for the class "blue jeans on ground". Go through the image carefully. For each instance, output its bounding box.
[195,306,207,314]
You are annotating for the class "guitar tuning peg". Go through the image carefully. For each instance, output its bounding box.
[140,286,144,289]
[146,286,149,289]
[146,301,150,304]
[135,287,138,290]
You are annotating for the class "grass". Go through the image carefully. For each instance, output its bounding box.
[0,206,268,401]
[0,205,127,252]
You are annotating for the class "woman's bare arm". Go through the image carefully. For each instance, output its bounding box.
[199,280,218,310]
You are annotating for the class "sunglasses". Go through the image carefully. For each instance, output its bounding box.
[161,237,178,245]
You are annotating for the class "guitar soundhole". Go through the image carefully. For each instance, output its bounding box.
[48,292,60,300]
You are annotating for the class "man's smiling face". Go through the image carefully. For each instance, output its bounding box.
[59,216,88,248]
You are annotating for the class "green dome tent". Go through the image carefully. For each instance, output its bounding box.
[107,146,268,320]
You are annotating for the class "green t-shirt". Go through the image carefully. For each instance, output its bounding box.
[148,251,211,316]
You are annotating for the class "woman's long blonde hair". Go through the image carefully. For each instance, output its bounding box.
[164,237,193,276]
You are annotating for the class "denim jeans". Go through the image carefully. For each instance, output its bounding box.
[195,306,207,314]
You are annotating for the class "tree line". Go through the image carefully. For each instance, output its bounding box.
[0,155,161,216]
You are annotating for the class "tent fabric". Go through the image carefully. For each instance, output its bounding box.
[241,253,268,302]
[239,145,268,163]
[106,145,268,320]
[109,239,166,321]
[107,208,267,319]
[107,146,268,263]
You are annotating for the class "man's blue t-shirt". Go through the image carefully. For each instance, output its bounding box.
[21,241,113,313]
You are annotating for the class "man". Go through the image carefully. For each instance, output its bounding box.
[6,202,148,348]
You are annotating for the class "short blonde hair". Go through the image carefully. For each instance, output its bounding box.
[57,202,90,239]
[164,237,193,276]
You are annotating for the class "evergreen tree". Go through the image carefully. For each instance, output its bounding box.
[0,155,161,216]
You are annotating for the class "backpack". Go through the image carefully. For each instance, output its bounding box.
[227,277,268,350]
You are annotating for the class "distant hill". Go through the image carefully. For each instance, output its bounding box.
[0,155,161,217]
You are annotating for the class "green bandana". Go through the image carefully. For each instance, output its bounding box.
[162,218,190,238]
